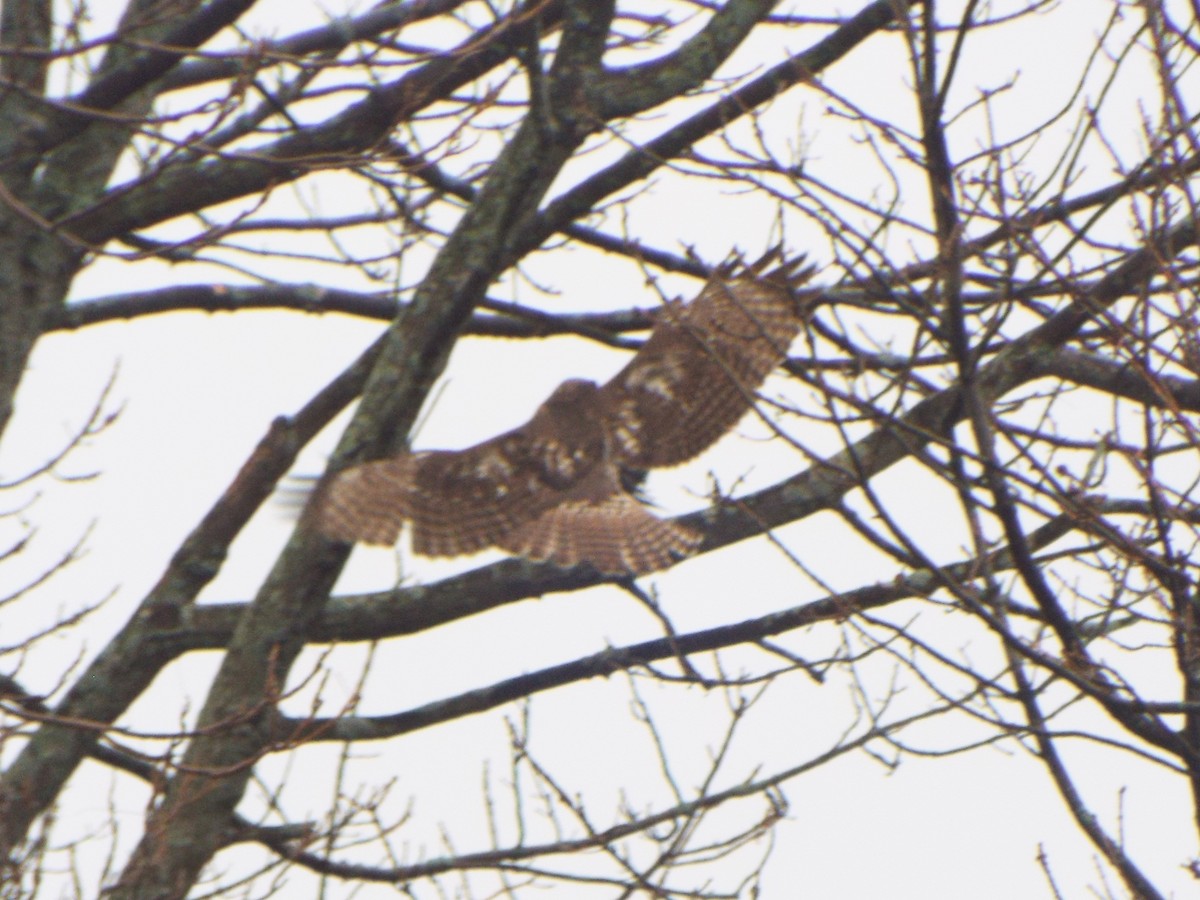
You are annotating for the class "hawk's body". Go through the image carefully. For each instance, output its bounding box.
[316,253,814,575]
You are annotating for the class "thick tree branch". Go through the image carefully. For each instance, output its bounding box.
[528,0,920,258]
[0,326,377,857]
[593,0,779,118]
[56,1,566,245]
[5,0,258,177]
[108,3,620,895]
[160,0,473,91]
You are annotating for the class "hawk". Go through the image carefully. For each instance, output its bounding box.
[314,251,815,575]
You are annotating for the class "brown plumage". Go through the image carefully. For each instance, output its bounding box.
[315,251,815,575]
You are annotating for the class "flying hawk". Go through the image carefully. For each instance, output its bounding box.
[315,251,815,575]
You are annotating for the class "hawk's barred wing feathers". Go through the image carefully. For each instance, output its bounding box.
[313,252,815,574]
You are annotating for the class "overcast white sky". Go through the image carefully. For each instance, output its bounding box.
[2,1,1197,896]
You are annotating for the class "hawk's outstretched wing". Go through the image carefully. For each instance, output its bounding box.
[599,253,814,469]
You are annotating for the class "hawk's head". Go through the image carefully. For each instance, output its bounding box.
[544,378,600,407]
